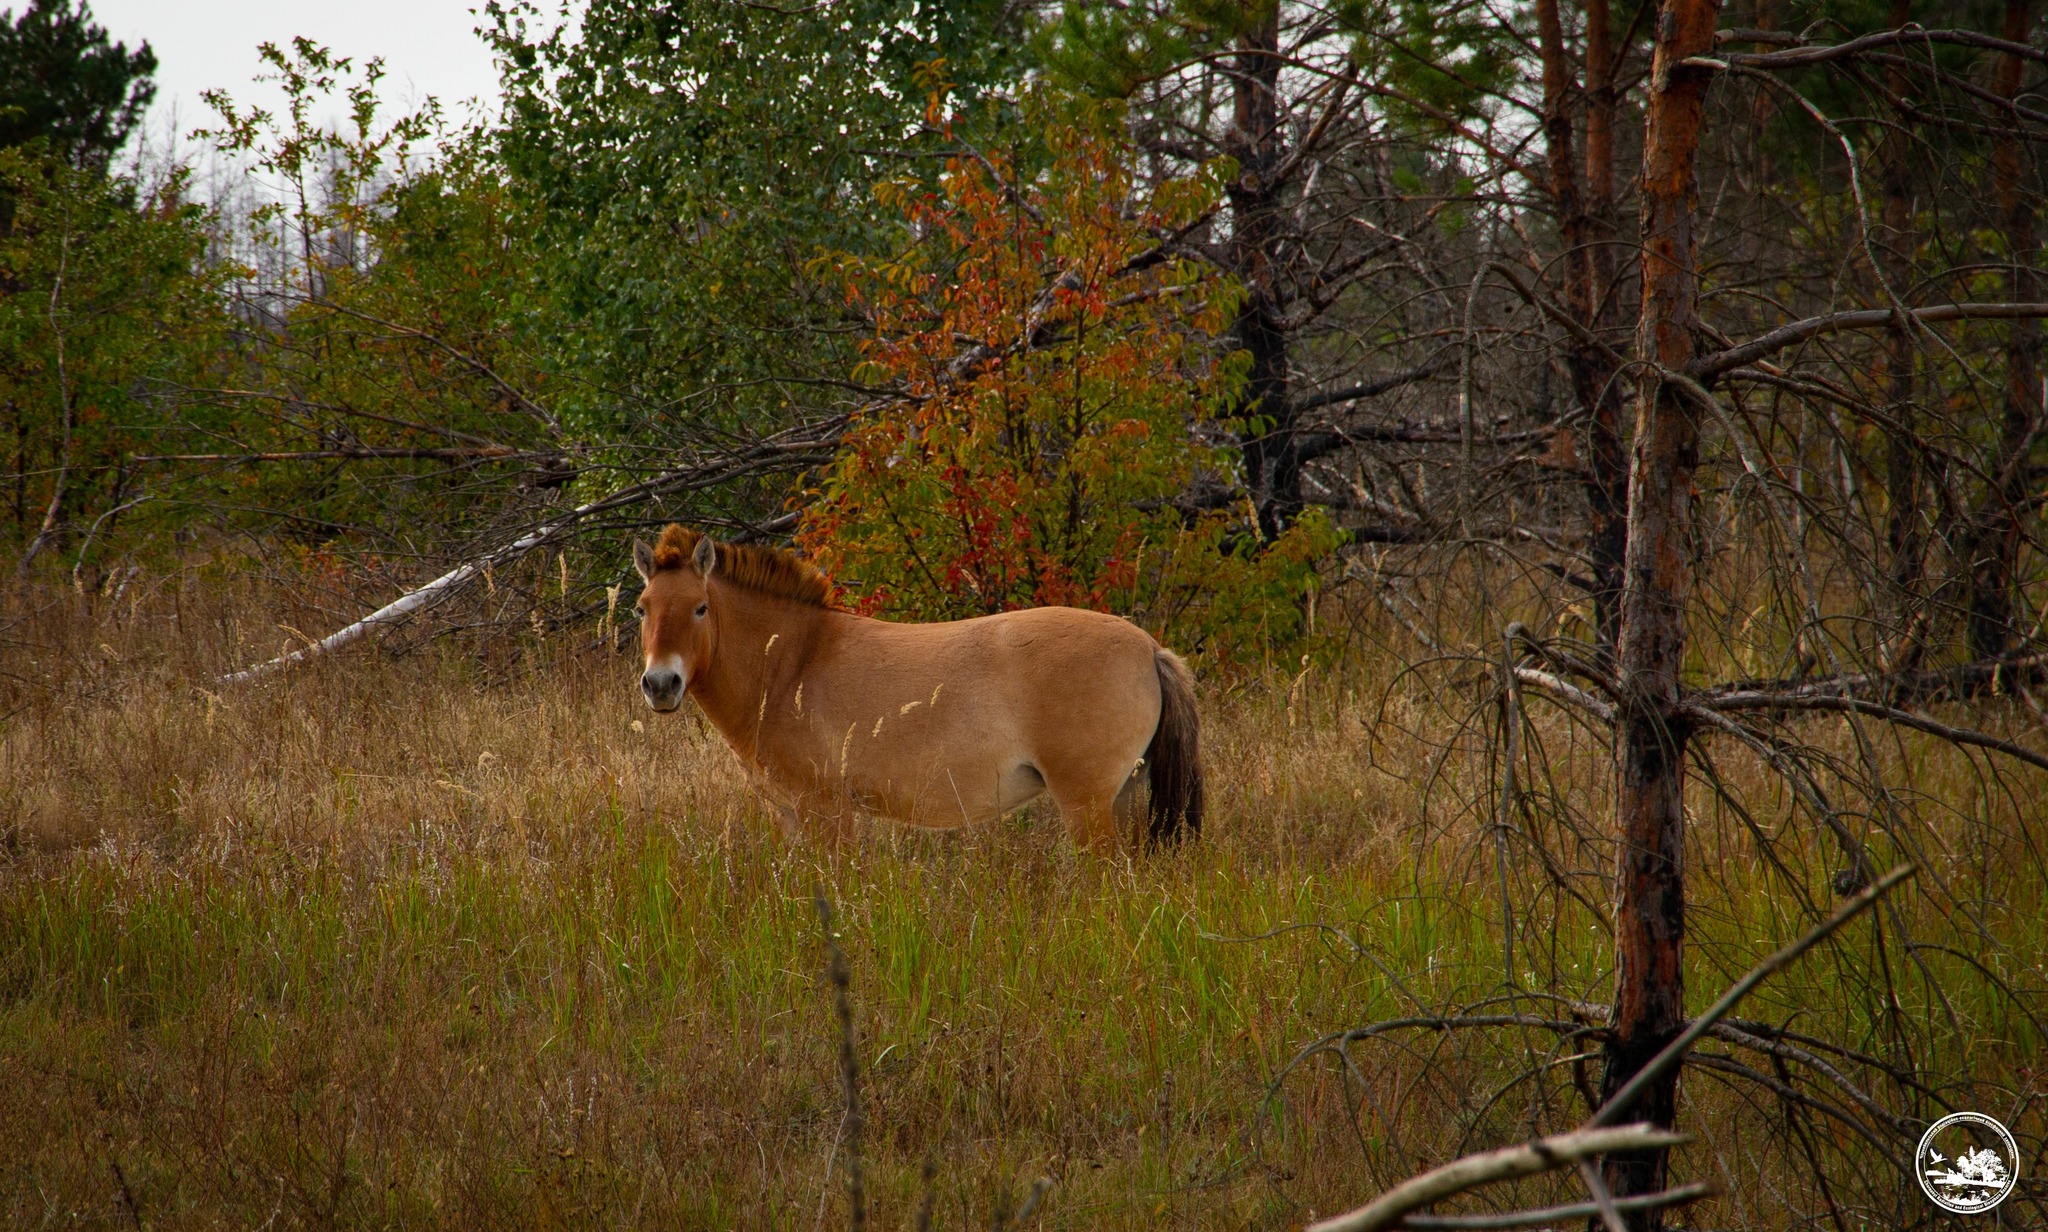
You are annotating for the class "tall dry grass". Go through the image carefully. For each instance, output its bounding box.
[1,569,2041,1229]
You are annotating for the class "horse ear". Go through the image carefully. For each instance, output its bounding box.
[632,539,655,582]
[693,534,718,578]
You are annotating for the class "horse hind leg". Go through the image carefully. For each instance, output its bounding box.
[1052,764,1145,853]
[1055,792,1120,852]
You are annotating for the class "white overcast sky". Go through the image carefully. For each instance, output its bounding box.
[89,0,524,143]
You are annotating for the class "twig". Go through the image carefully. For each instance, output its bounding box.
[913,1159,938,1232]
[110,1154,144,1231]
[72,493,153,592]
[130,446,527,463]
[1494,625,1523,987]
[20,230,74,578]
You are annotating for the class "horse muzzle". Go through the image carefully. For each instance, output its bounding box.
[640,666,685,712]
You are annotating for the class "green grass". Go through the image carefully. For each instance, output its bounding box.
[2,584,2044,1228]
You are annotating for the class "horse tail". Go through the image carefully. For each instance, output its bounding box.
[1146,647,1204,847]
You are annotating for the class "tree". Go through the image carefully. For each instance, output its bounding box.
[0,150,226,571]
[1595,0,1719,1219]
[485,0,1033,476]
[1966,0,2041,674]
[1536,0,1633,653]
[1040,1,1513,542]
[0,0,153,173]
[178,42,563,561]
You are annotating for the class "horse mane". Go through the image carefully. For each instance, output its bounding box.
[649,524,831,608]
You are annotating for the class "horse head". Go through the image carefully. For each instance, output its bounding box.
[631,527,719,712]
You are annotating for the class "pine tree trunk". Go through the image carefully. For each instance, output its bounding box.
[1544,0,1630,656]
[1595,0,1718,1224]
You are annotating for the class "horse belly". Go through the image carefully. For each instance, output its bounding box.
[773,702,1036,828]
[858,735,1044,828]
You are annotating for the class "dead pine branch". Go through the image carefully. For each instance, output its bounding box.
[215,418,847,683]
[1398,1181,1714,1230]
[1302,1123,1690,1232]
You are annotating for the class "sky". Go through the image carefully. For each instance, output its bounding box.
[89,0,518,146]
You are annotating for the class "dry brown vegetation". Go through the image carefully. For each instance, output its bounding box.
[2,572,2043,1230]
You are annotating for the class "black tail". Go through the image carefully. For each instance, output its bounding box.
[1145,648,1204,847]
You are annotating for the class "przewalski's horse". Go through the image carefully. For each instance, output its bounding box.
[631,525,1202,850]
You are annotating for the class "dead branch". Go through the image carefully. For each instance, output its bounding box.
[132,447,529,464]
[1712,26,2048,70]
[1681,1052,1907,1171]
[1310,870,1912,1232]
[1303,1124,1689,1232]
[1693,693,2048,773]
[1511,666,1616,721]
[216,419,844,683]
[1698,654,2048,704]
[1293,361,1453,414]
[1400,1184,1713,1230]
[1692,303,2048,380]
[1704,1023,1908,1136]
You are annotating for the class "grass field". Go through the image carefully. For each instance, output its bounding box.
[3,574,2043,1229]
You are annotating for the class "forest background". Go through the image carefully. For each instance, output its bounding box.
[4,0,2048,1228]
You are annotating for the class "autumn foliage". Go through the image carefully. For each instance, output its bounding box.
[797,101,1338,660]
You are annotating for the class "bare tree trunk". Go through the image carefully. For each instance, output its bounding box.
[1881,0,1926,666]
[1545,0,1630,655]
[1583,0,1632,657]
[1968,0,2040,675]
[1596,0,1719,1224]
[1225,5,1296,538]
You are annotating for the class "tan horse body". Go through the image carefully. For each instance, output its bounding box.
[632,525,1201,849]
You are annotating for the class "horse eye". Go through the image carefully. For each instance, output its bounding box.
[694,603,708,618]
[634,606,645,619]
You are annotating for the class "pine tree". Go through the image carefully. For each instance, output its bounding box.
[0,0,155,174]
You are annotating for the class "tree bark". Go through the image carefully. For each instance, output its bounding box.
[1968,0,2040,673]
[1596,0,1719,1225]
[1224,6,1296,538]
